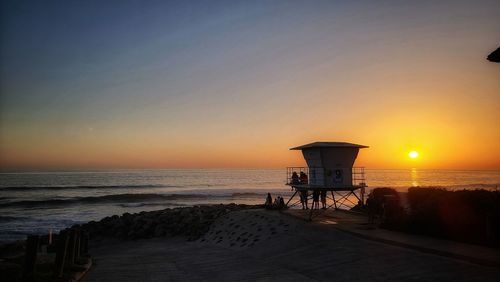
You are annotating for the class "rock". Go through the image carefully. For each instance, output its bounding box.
[154,224,167,237]
[79,204,259,241]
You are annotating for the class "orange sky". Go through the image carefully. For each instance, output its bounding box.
[1,1,499,171]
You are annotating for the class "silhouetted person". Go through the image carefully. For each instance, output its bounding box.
[300,190,308,209]
[320,190,327,209]
[273,196,280,209]
[265,193,273,209]
[300,172,308,185]
[291,171,299,185]
[279,196,285,209]
[312,190,320,209]
[366,192,384,224]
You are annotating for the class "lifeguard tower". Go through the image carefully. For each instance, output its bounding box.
[286,142,368,219]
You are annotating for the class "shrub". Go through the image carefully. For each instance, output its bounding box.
[406,188,500,246]
[367,188,405,227]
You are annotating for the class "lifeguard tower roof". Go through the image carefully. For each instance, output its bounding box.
[290,142,368,150]
[287,141,368,190]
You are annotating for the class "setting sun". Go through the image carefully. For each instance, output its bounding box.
[409,151,419,159]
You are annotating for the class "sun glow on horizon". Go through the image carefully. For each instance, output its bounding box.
[409,151,419,159]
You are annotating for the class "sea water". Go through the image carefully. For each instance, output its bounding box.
[0,169,498,241]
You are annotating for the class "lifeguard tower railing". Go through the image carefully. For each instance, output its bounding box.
[286,167,366,188]
[285,167,366,219]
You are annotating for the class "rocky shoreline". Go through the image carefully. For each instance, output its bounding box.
[0,204,262,281]
[78,203,263,242]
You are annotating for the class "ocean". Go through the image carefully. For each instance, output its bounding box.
[0,169,498,242]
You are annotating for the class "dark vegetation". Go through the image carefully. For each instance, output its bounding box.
[367,187,500,247]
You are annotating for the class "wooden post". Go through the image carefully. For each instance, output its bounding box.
[80,230,89,256]
[66,229,77,265]
[74,229,81,261]
[23,235,40,280]
[49,229,53,245]
[361,186,365,206]
[54,230,69,278]
[308,192,314,221]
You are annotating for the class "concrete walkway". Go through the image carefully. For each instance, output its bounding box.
[83,209,500,282]
[284,209,500,267]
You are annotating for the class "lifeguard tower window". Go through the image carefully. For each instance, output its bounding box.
[285,142,368,219]
[334,169,342,183]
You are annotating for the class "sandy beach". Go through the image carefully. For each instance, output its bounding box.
[82,208,500,282]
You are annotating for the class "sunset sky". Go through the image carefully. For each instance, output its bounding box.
[1,0,499,170]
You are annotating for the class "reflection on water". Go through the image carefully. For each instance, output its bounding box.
[364,169,499,191]
[411,168,419,187]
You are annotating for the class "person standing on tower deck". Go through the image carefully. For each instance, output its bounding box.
[291,172,299,185]
[299,172,308,185]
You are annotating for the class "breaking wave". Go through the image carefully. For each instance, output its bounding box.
[0,192,266,209]
[0,215,28,222]
[0,184,175,191]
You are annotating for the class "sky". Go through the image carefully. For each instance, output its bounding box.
[1,0,499,170]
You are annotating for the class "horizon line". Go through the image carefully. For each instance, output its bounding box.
[1,167,499,173]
